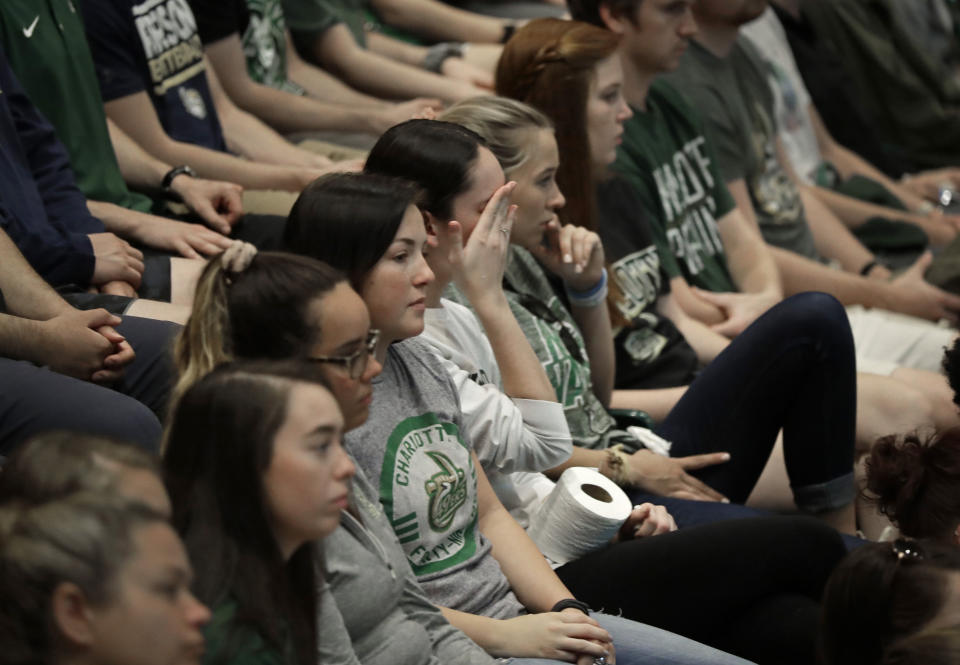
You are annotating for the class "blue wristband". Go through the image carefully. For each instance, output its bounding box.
[565,268,608,307]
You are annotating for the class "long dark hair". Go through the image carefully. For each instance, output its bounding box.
[286,172,424,287]
[163,360,335,665]
[866,428,960,542]
[496,18,621,230]
[364,120,486,222]
[820,539,960,665]
[173,251,345,406]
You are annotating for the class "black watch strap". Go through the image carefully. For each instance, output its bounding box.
[551,598,591,615]
[161,165,196,193]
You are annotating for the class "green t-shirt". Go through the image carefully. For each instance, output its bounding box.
[613,80,737,292]
[282,0,368,49]
[664,39,819,262]
[0,0,153,214]
[203,601,287,665]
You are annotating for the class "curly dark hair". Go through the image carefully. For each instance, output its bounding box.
[941,337,960,408]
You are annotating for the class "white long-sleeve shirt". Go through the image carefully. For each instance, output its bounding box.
[420,299,570,527]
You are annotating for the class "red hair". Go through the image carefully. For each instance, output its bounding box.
[496,18,620,230]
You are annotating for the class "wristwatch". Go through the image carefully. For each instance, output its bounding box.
[161,164,196,196]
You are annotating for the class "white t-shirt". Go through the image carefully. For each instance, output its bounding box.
[420,299,570,527]
[742,7,822,184]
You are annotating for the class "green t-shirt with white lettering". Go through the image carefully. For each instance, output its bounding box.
[613,80,737,293]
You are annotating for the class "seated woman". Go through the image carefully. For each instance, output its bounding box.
[0,492,210,665]
[820,538,960,665]
[866,428,960,545]
[163,360,355,665]
[283,170,852,664]
[361,115,859,533]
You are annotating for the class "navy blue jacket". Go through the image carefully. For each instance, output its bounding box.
[0,46,103,286]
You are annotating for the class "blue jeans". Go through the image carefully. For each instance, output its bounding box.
[506,611,754,665]
[636,292,857,514]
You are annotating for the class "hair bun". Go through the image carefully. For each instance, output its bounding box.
[221,241,258,278]
[866,433,926,524]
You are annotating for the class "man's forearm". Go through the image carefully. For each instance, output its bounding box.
[800,187,875,273]
[333,43,470,103]
[810,185,955,246]
[0,314,48,362]
[286,49,388,107]
[215,103,321,170]
[106,118,171,192]
[204,36,384,135]
[86,200,150,239]
[371,0,506,43]
[720,215,782,297]
[772,246,890,309]
[365,31,429,67]
[0,229,72,319]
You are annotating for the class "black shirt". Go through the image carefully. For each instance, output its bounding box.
[598,177,699,389]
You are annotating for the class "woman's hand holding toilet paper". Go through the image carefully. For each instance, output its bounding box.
[616,503,677,541]
[625,450,730,503]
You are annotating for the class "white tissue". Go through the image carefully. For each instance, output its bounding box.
[527,467,633,566]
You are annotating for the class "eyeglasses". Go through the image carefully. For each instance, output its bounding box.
[891,538,924,563]
[308,330,380,379]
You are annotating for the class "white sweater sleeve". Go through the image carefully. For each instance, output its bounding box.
[421,301,572,476]
[436,353,572,474]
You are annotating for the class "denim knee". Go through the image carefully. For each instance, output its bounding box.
[792,471,857,514]
[776,292,850,347]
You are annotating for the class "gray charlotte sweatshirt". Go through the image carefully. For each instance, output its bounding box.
[343,338,523,619]
[317,465,493,665]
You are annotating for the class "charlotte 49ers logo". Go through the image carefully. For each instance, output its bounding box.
[424,451,467,532]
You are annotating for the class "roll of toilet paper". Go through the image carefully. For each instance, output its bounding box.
[527,467,633,566]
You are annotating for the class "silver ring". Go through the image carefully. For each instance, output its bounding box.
[499,226,510,236]
[593,658,607,665]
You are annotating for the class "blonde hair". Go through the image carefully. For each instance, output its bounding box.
[439,96,553,176]
[0,494,167,665]
[171,252,234,409]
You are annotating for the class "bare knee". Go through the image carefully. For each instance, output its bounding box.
[856,372,935,455]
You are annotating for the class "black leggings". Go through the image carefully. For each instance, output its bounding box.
[555,516,846,665]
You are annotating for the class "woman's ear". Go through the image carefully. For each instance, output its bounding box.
[51,582,97,648]
[953,523,960,548]
[422,210,442,249]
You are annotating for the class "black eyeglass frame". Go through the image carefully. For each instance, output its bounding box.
[308,329,380,379]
